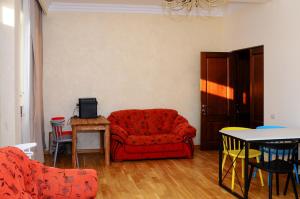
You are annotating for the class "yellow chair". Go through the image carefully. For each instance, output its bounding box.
[221,127,264,190]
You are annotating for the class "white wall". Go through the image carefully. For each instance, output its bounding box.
[224,0,300,127]
[43,12,225,149]
[43,1,300,150]
[0,0,21,146]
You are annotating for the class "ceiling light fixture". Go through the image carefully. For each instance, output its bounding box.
[163,0,228,11]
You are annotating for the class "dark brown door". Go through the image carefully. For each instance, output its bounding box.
[250,46,264,127]
[200,52,235,150]
[234,49,251,127]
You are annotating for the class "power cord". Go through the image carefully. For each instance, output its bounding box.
[67,105,79,125]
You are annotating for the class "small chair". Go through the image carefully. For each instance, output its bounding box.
[221,127,264,191]
[247,141,298,199]
[50,117,79,167]
[254,125,299,187]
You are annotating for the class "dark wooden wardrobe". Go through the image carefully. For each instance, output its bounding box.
[200,46,264,150]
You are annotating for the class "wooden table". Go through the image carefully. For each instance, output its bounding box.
[70,116,110,168]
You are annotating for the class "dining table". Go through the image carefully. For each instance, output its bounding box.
[219,127,300,199]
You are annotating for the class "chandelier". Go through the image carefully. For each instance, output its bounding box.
[163,0,228,11]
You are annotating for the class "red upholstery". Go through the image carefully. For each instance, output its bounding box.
[51,116,65,121]
[0,147,98,199]
[61,130,72,136]
[108,109,196,161]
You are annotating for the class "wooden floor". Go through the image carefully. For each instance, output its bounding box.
[45,150,299,199]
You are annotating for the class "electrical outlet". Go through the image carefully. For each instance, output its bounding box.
[270,114,276,119]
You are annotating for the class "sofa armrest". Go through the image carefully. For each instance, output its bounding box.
[110,124,129,143]
[172,122,196,138]
[24,160,98,199]
[63,168,98,198]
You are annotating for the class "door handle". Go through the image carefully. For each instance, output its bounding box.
[235,103,240,114]
[201,105,208,115]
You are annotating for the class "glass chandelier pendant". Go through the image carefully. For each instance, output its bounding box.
[164,0,228,11]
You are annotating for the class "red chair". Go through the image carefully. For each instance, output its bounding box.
[51,117,72,136]
[50,117,78,167]
[0,146,98,199]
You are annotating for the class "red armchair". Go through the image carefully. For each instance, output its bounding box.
[108,109,196,161]
[0,147,98,199]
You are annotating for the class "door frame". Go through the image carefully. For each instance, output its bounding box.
[200,45,264,150]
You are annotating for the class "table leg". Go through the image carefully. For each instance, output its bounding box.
[244,142,249,199]
[49,132,51,154]
[296,143,299,181]
[100,132,104,152]
[297,143,299,170]
[105,125,110,166]
[219,133,223,186]
[72,126,77,168]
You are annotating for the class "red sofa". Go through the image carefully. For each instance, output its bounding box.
[108,109,196,161]
[0,147,98,199]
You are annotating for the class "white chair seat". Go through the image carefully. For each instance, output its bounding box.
[54,135,72,143]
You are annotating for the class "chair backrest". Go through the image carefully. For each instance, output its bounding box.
[221,127,251,151]
[256,125,286,129]
[256,125,288,154]
[50,117,65,141]
[255,141,298,169]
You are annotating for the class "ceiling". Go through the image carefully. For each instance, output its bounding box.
[50,0,269,6]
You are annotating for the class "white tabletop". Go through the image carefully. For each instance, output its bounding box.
[220,128,300,141]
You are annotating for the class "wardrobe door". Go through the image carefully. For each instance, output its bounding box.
[200,52,235,150]
[250,46,264,128]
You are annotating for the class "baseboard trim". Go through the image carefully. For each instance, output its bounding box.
[45,145,200,155]
[77,149,103,154]
[44,148,104,155]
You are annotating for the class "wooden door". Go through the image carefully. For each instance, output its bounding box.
[250,46,264,127]
[200,52,235,150]
[234,50,251,127]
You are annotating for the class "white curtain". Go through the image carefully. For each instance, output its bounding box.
[29,0,45,162]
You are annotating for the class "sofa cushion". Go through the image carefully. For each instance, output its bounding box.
[145,109,178,135]
[124,143,184,154]
[126,134,183,145]
[109,110,148,136]
[108,109,178,136]
[172,115,188,129]
[31,166,98,199]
